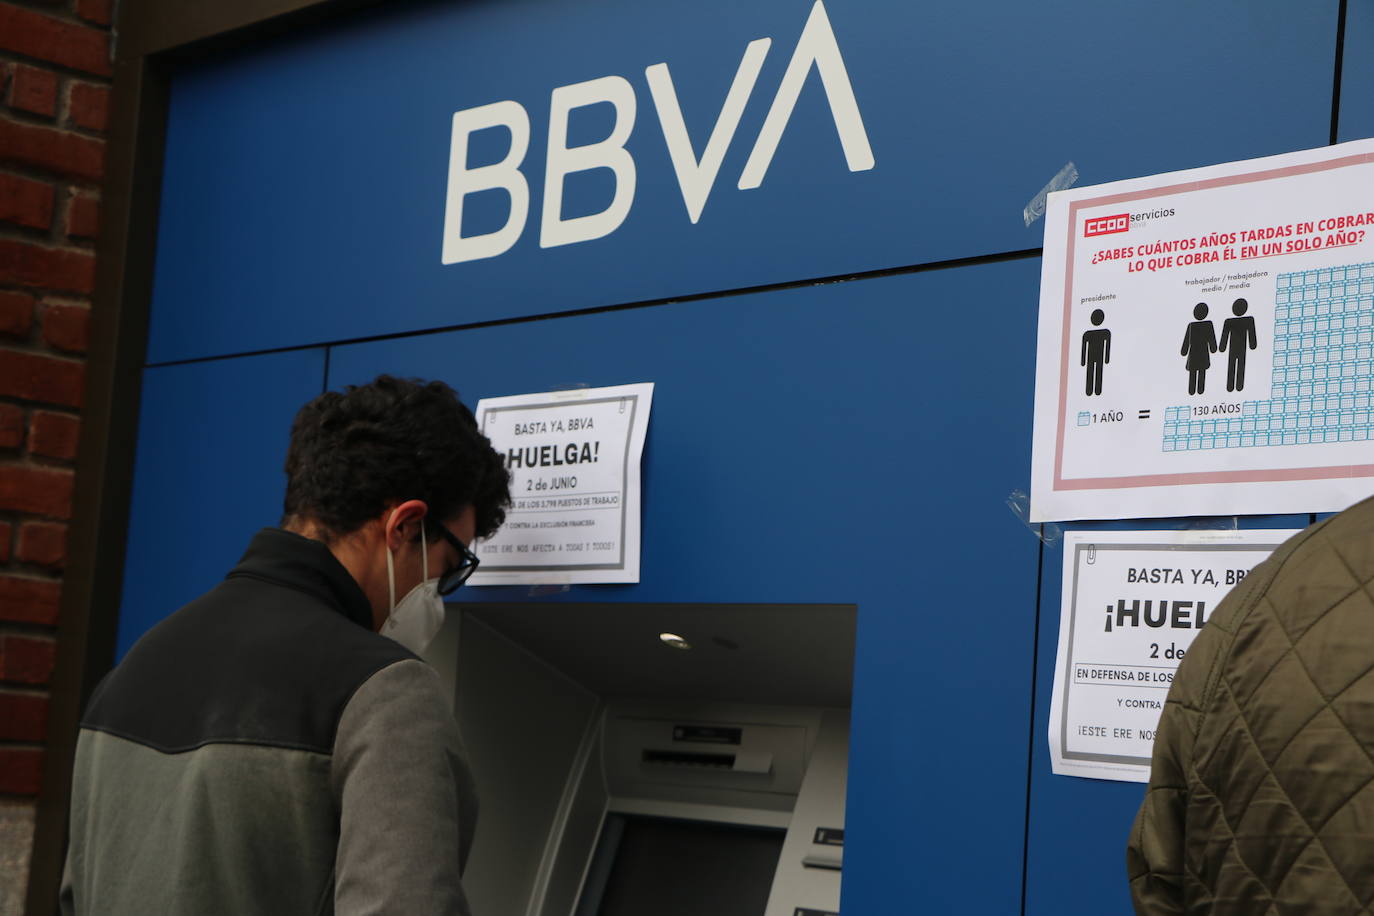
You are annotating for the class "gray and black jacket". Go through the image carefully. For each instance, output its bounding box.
[61,527,478,915]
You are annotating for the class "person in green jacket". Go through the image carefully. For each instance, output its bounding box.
[1129,495,1374,913]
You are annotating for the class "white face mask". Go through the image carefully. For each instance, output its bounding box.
[380,524,445,655]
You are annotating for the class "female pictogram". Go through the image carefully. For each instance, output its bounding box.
[1181,302,1217,395]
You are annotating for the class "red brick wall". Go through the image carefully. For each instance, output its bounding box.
[0,0,111,802]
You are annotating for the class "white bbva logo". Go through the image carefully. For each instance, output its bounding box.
[441,1,875,265]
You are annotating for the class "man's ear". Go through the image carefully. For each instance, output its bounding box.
[383,499,429,550]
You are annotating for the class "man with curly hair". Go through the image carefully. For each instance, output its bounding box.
[61,376,510,916]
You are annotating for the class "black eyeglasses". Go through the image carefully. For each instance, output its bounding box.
[432,524,480,595]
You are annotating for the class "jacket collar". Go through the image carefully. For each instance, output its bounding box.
[227,528,375,630]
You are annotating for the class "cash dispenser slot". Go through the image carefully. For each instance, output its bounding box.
[642,749,736,768]
[641,747,775,774]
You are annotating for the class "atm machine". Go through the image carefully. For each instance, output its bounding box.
[422,602,855,916]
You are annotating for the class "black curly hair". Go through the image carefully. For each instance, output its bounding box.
[281,375,509,543]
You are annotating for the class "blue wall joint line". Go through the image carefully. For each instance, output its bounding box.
[1184,517,1240,531]
[1006,489,1062,545]
[1019,521,1048,916]
[1022,162,1079,227]
[1330,0,1349,145]
[524,584,573,597]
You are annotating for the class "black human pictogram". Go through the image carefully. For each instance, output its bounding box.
[1081,309,1111,396]
[1219,298,1258,392]
[1181,302,1218,396]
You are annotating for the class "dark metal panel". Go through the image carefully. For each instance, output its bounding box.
[467,603,856,707]
[24,51,168,916]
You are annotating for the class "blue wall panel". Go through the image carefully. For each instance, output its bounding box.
[1340,0,1374,142]
[1023,513,1310,916]
[115,349,326,657]
[327,260,1042,912]
[147,0,1336,362]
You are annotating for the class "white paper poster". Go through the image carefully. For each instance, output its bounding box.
[1049,529,1296,782]
[469,383,653,585]
[1031,139,1374,522]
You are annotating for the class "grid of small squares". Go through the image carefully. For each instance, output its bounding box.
[1163,396,1374,449]
[1162,262,1374,451]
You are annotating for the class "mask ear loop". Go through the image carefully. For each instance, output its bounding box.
[386,532,396,614]
[421,525,429,583]
[385,515,429,621]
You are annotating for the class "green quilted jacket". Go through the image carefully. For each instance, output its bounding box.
[1129,497,1374,914]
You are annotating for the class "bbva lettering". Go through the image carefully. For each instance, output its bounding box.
[440,0,875,265]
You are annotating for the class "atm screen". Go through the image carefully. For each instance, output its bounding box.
[575,814,785,916]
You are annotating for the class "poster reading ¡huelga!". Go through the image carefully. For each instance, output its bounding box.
[469,382,653,585]
[1048,529,1296,783]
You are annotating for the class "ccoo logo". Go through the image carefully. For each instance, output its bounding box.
[1084,213,1130,238]
[441,1,876,265]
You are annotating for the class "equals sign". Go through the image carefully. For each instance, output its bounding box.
[1138,409,1151,420]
